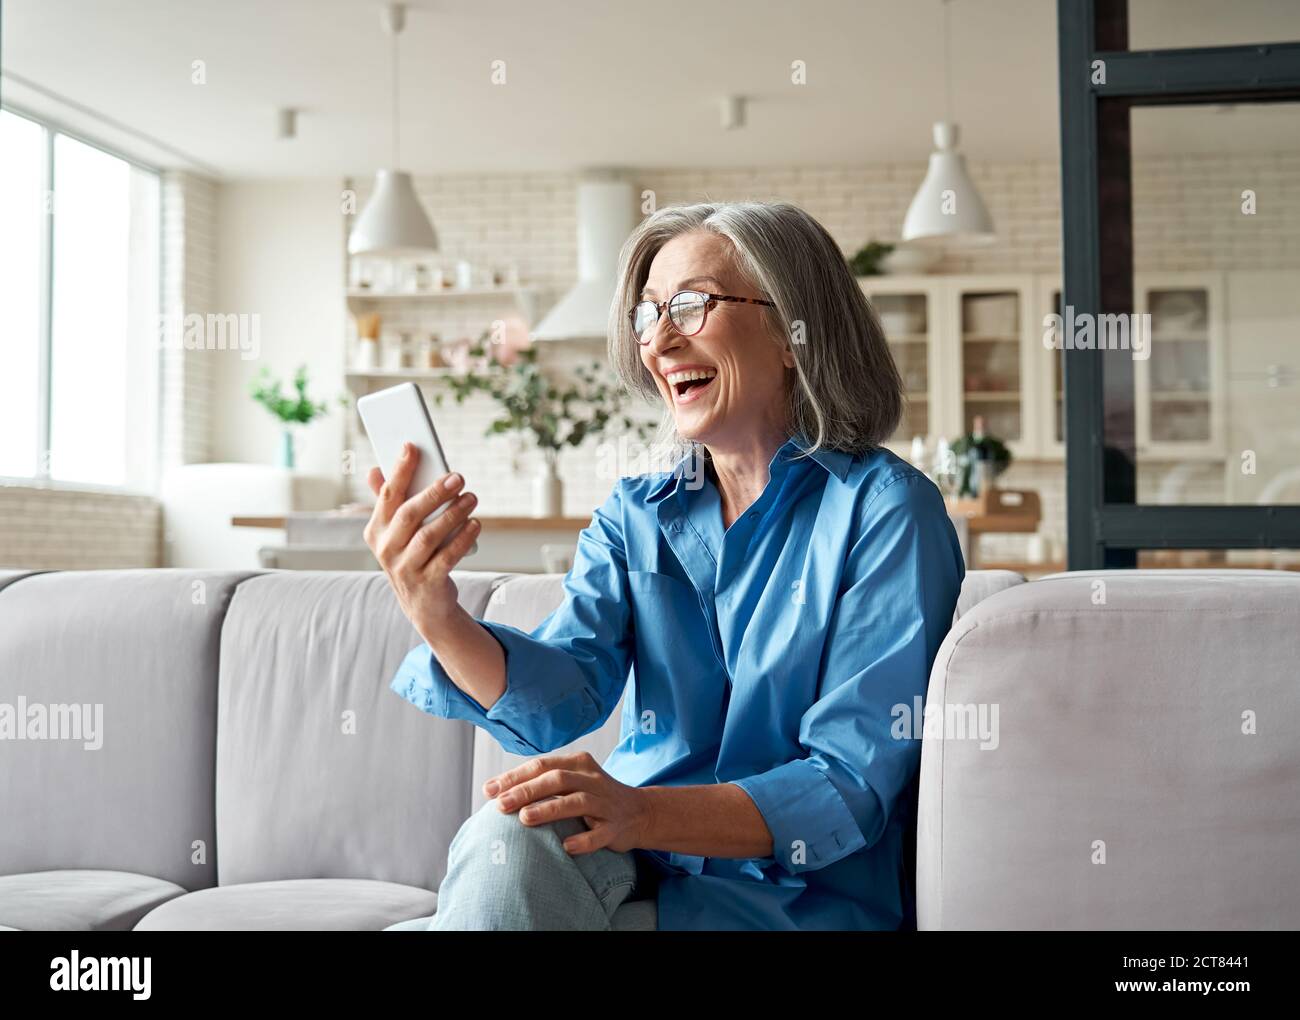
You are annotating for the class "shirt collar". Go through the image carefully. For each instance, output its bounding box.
[646,433,853,501]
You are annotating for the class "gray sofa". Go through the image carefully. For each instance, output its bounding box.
[0,565,1295,930]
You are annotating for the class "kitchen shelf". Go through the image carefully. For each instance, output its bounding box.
[344,367,465,392]
[347,285,538,301]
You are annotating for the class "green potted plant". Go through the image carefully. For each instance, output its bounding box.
[950,415,1012,498]
[433,331,654,516]
[848,240,896,277]
[248,365,347,469]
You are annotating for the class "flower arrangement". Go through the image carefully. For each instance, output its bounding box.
[432,331,654,474]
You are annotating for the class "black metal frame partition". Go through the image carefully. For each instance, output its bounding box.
[1057,0,1300,569]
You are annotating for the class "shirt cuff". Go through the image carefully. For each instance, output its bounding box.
[387,620,600,757]
[731,759,869,874]
[387,627,538,755]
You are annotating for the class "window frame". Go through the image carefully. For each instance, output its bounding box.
[1,102,164,495]
[1056,0,1300,568]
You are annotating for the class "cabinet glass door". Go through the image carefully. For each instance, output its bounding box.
[872,291,931,442]
[960,290,1023,445]
[1144,287,1212,444]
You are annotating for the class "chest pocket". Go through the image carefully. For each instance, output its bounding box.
[625,571,730,747]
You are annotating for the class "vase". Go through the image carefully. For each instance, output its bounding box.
[532,458,562,518]
[280,427,296,469]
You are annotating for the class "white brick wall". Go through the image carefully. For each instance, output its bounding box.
[161,170,218,467]
[0,485,160,569]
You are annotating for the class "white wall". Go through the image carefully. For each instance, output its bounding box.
[212,180,346,479]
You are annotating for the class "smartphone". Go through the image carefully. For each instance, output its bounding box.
[356,382,477,555]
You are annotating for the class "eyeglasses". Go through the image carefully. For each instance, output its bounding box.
[628,290,776,345]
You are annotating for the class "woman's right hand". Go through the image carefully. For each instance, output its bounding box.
[364,442,481,646]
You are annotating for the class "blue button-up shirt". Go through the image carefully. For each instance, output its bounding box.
[391,434,964,930]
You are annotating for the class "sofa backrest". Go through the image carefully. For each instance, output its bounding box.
[0,569,254,890]
[468,568,1025,812]
[213,569,505,892]
[917,570,1300,930]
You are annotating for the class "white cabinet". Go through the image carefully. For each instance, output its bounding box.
[859,276,952,450]
[1031,272,1226,461]
[860,274,1041,460]
[862,271,1227,463]
[1135,272,1226,460]
[950,275,1042,461]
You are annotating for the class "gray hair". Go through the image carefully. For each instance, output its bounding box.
[607,200,902,467]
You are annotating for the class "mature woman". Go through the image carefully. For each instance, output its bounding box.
[369,201,964,931]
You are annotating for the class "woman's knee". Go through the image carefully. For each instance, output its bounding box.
[449,799,583,868]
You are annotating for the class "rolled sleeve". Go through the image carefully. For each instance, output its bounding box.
[388,480,633,756]
[731,759,868,872]
[733,471,963,876]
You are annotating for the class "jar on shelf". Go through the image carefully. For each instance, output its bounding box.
[355,335,380,371]
[380,329,404,371]
[350,258,374,291]
[414,333,440,369]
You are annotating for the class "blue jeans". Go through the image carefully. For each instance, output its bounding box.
[384,800,658,931]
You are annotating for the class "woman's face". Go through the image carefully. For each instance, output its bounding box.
[637,231,794,448]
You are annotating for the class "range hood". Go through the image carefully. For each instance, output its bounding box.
[531,175,637,341]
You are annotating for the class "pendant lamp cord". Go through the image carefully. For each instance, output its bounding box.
[391,18,400,169]
[942,0,954,124]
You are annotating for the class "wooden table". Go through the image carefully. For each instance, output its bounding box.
[232,514,589,573]
[232,515,590,530]
[946,489,1042,569]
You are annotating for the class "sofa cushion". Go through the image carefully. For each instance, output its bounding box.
[917,570,1300,930]
[0,570,46,595]
[0,569,256,890]
[133,878,438,931]
[953,568,1022,621]
[214,569,507,892]
[468,569,1023,812]
[0,870,188,931]
[469,575,629,811]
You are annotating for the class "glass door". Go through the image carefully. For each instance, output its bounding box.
[1134,274,1224,461]
[859,277,948,462]
[952,277,1037,459]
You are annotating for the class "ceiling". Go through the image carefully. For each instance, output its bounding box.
[3,0,1300,179]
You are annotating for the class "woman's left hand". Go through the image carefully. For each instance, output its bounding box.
[483,751,652,855]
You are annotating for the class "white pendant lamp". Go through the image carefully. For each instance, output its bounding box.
[348,3,438,257]
[901,0,995,246]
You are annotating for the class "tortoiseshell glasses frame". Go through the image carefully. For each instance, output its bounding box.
[628,290,776,345]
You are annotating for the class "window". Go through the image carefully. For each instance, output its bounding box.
[0,108,161,490]
[0,111,44,478]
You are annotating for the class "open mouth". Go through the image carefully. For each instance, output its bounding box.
[666,368,717,404]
